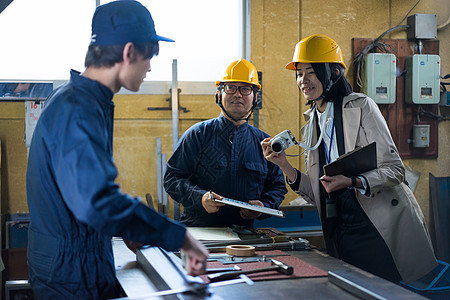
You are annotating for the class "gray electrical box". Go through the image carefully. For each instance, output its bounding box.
[412,124,430,148]
[362,53,397,104]
[440,91,450,106]
[405,55,440,104]
[407,14,437,40]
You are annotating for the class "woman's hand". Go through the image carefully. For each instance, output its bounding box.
[261,138,297,182]
[319,175,358,193]
[261,138,288,166]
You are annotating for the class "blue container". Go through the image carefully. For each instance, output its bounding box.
[254,207,322,232]
[401,260,450,300]
[8,222,29,248]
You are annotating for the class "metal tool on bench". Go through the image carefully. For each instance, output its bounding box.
[137,247,209,297]
[208,253,291,264]
[202,235,290,248]
[115,274,254,299]
[207,238,311,253]
[206,265,241,273]
[133,246,255,299]
[207,259,294,282]
[253,238,311,250]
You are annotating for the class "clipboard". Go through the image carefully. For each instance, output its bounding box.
[213,197,285,218]
[323,142,377,177]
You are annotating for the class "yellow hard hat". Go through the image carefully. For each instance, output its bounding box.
[285,34,346,70]
[216,58,261,89]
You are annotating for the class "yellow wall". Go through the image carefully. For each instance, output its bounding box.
[0,94,220,216]
[0,103,28,213]
[0,0,449,226]
[113,94,219,215]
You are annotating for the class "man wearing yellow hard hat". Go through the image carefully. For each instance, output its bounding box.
[164,58,287,227]
[261,34,437,284]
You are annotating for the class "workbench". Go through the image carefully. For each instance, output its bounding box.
[113,238,425,299]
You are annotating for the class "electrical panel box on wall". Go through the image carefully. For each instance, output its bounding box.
[405,55,440,104]
[407,14,437,40]
[362,53,396,104]
[440,91,450,106]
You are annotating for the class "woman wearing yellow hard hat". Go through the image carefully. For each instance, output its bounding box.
[262,34,437,284]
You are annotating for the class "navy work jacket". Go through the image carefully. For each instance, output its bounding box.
[26,70,186,299]
[164,114,287,227]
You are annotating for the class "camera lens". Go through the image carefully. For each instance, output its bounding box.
[271,139,285,153]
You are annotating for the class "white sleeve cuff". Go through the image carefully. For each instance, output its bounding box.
[356,175,368,195]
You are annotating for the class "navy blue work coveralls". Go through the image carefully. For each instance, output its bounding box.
[163,114,287,227]
[26,70,186,299]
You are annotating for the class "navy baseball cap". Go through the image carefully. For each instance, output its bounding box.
[90,0,174,45]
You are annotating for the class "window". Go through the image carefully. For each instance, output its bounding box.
[0,0,246,85]
[0,0,94,80]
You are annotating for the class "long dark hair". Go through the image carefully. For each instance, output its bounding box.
[307,63,353,106]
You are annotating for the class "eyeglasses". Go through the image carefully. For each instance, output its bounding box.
[223,85,253,96]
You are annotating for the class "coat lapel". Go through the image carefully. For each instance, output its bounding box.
[334,98,345,155]
[342,106,361,152]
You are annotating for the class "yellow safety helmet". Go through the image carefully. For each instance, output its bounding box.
[285,34,346,70]
[216,58,261,89]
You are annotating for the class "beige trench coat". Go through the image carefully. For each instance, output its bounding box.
[296,92,437,284]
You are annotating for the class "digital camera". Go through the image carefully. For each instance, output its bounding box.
[270,130,296,153]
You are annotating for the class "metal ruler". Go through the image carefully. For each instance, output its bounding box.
[214,198,285,218]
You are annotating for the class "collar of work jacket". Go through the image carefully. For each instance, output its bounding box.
[69,69,114,107]
[217,112,248,132]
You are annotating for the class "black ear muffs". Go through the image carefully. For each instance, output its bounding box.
[252,87,260,109]
[215,90,222,106]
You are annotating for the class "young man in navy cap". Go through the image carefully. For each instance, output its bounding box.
[26,1,208,298]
